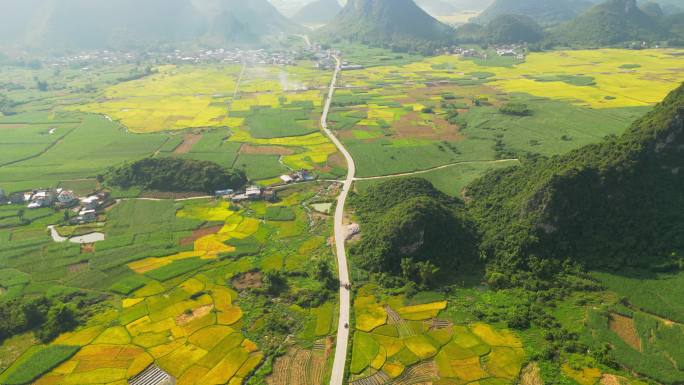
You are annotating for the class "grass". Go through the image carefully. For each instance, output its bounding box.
[264,206,296,222]
[0,345,79,385]
[144,258,210,281]
[109,275,150,295]
[592,269,684,323]
[246,105,317,139]
[234,153,290,181]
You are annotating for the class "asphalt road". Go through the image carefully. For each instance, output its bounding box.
[321,56,355,385]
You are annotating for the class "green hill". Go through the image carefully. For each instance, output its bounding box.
[552,0,670,46]
[350,178,476,275]
[474,0,594,26]
[319,0,455,53]
[466,82,684,271]
[484,14,545,43]
[292,0,343,25]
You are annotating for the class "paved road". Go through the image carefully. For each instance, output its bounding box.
[322,56,354,385]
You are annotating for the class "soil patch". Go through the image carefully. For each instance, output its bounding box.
[232,271,263,291]
[600,374,626,385]
[326,152,346,169]
[180,225,223,246]
[520,362,543,385]
[80,243,95,253]
[240,144,295,155]
[67,261,89,274]
[173,133,203,154]
[175,304,213,325]
[609,313,642,351]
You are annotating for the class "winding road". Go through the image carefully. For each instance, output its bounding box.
[321,56,354,385]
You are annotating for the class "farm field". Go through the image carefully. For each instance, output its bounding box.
[0,183,340,384]
[332,48,684,181]
[0,60,344,190]
[348,284,525,384]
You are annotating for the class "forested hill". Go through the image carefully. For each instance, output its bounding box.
[319,0,455,53]
[466,82,684,271]
[474,0,592,26]
[551,0,670,46]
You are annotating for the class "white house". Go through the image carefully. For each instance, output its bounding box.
[245,186,262,199]
[280,175,294,184]
[57,190,77,205]
[81,195,102,210]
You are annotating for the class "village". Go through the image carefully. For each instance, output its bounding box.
[436,44,527,60]
[0,187,111,225]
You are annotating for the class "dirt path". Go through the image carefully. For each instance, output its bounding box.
[353,158,520,181]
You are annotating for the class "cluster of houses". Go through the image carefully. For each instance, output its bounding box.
[215,185,277,203]
[279,169,315,184]
[1,188,110,224]
[494,45,526,60]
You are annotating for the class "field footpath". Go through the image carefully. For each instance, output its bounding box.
[322,56,355,385]
[353,158,520,181]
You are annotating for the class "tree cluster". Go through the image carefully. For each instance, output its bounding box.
[106,157,247,193]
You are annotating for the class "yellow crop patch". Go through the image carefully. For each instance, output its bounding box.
[354,296,388,332]
[93,327,131,345]
[471,323,522,348]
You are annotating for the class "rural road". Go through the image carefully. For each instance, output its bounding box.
[321,56,354,385]
[353,158,520,181]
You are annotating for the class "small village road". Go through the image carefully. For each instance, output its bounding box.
[322,56,354,385]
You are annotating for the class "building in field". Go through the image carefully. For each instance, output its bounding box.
[56,190,78,207]
[246,186,262,200]
[215,189,234,197]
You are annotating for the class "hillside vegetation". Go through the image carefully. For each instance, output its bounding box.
[350,178,477,277]
[319,0,455,53]
[106,157,247,193]
[467,82,684,274]
[552,0,670,46]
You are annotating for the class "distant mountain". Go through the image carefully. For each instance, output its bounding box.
[485,14,545,43]
[319,0,455,52]
[0,0,302,50]
[454,14,544,43]
[467,82,684,269]
[292,0,343,25]
[474,0,594,26]
[201,0,304,43]
[552,0,669,46]
[415,0,459,16]
[640,1,665,17]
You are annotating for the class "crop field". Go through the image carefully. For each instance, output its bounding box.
[0,59,345,190]
[0,183,339,384]
[349,285,525,384]
[332,48,684,180]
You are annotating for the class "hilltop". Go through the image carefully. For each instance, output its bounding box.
[319,0,455,53]
[474,0,594,26]
[467,82,684,273]
[552,0,669,46]
[201,0,304,43]
[292,0,343,25]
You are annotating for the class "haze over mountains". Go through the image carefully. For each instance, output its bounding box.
[319,0,455,51]
[0,0,303,49]
[1,0,682,51]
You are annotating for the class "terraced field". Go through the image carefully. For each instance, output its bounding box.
[349,285,525,384]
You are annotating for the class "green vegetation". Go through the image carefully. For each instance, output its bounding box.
[0,345,79,385]
[467,82,684,272]
[552,0,670,46]
[485,14,544,44]
[246,105,317,139]
[319,0,454,54]
[106,157,247,193]
[264,206,296,221]
[145,258,210,281]
[350,178,476,279]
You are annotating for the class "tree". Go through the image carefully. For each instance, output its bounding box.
[313,260,337,291]
[35,79,48,92]
[400,258,415,281]
[262,271,288,297]
[416,261,439,289]
[37,303,78,343]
